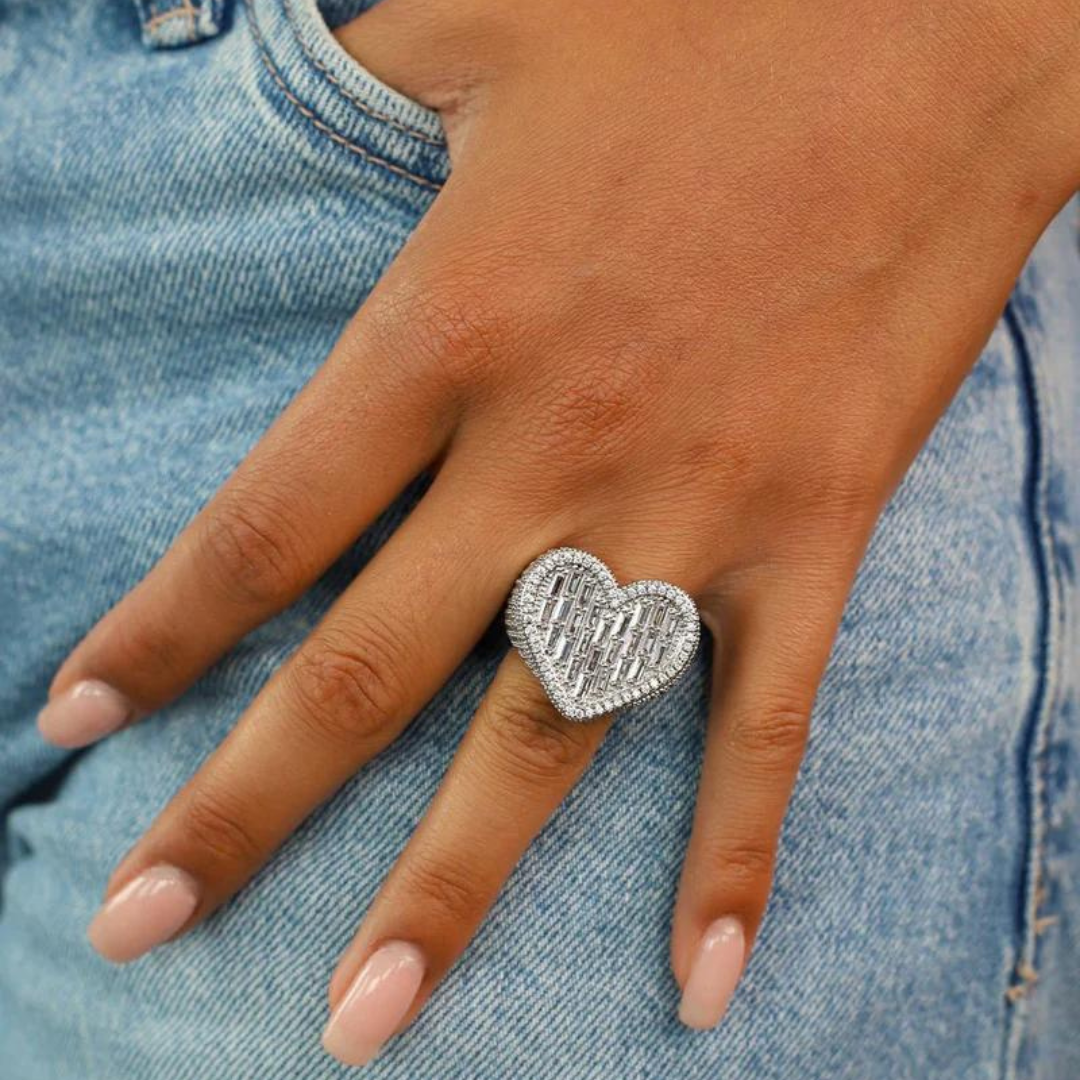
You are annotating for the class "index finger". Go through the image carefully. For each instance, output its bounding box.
[39,288,455,747]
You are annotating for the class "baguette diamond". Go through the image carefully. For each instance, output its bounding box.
[505,548,701,721]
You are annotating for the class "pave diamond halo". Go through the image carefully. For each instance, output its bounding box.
[505,547,701,722]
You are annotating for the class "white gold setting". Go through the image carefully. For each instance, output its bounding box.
[505,547,701,722]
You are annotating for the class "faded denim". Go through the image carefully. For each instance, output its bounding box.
[1,1,1078,1077]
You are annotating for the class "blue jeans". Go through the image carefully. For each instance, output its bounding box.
[1,1,1078,1077]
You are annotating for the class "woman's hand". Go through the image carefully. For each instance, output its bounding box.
[39,0,1079,1066]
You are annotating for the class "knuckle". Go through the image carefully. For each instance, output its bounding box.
[286,619,405,748]
[399,855,482,926]
[182,788,264,870]
[531,350,655,468]
[665,426,757,498]
[373,281,520,396]
[104,609,185,686]
[549,374,637,445]
[804,466,880,532]
[777,426,884,533]
[500,338,670,518]
[485,688,596,786]
[195,491,304,608]
[724,696,811,770]
[703,840,776,895]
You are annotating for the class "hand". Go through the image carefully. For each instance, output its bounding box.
[39,0,1080,1066]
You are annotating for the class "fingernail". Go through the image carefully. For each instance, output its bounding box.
[87,865,199,964]
[322,941,426,1067]
[37,679,133,748]
[678,917,746,1030]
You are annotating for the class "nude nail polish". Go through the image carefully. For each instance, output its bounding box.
[87,865,199,964]
[37,679,133,748]
[678,917,746,1030]
[322,942,426,1067]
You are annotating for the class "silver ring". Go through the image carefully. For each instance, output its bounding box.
[505,547,701,722]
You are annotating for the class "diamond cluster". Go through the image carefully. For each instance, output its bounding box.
[505,548,701,722]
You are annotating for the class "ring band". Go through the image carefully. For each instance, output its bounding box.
[505,547,701,722]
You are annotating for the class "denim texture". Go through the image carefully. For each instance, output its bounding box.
[0,1,1078,1077]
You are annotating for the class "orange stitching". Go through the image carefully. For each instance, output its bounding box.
[283,0,446,147]
[1006,960,1040,1002]
[1033,914,1059,935]
[144,3,198,32]
[243,0,443,193]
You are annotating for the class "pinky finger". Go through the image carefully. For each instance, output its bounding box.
[671,582,846,1030]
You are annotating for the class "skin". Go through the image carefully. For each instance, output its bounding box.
[46,0,1080,1056]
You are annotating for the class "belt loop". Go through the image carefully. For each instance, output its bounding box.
[133,1,230,49]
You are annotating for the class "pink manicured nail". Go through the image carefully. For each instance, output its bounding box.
[678,917,746,1030]
[87,866,199,964]
[37,679,133,748]
[323,941,426,1067]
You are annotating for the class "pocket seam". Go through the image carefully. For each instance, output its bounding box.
[243,0,444,193]
[283,0,447,148]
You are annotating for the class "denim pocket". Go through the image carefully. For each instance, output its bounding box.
[245,0,451,193]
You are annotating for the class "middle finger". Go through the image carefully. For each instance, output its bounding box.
[323,648,611,1066]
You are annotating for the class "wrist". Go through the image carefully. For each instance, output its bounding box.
[821,0,1080,215]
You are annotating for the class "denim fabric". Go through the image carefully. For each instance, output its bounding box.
[1,1,1078,1077]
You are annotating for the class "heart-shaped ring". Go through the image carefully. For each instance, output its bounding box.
[505,547,701,722]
